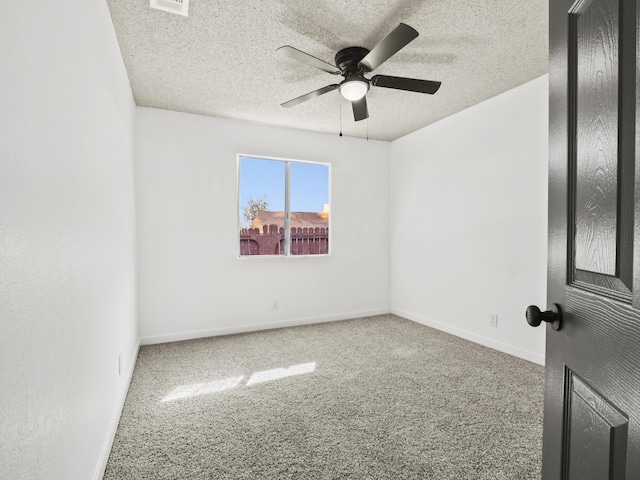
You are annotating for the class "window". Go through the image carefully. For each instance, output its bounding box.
[238,155,330,257]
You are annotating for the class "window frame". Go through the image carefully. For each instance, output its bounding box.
[237,153,331,258]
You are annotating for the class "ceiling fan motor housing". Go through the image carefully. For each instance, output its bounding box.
[335,46,371,100]
[335,47,370,74]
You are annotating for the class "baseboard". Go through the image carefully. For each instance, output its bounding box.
[140,308,391,345]
[93,340,141,480]
[392,308,545,366]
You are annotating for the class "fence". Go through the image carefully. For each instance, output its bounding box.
[240,224,329,256]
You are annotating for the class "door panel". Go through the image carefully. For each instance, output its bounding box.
[568,0,635,301]
[555,288,640,478]
[546,0,640,478]
[564,370,629,479]
[572,0,619,279]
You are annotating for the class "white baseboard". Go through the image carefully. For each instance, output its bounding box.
[140,308,545,365]
[93,340,141,480]
[140,308,391,345]
[392,308,545,366]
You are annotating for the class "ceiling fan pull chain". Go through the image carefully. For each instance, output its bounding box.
[339,100,343,137]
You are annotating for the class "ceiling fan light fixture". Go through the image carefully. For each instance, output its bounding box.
[339,79,369,101]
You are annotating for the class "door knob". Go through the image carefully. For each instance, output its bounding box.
[526,304,562,331]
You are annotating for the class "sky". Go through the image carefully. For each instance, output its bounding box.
[239,156,329,213]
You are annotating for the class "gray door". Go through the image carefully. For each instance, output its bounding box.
[544,0,640,477]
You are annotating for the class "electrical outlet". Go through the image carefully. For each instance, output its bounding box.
[272,300,279,311]
[118,354,122,376]
[489,314,499,328]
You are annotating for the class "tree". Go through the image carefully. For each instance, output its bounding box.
[241,195,269,228]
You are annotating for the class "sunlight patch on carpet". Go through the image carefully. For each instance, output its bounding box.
[161,362,317,401]
[162,375,245,402]
[246,362,316,386]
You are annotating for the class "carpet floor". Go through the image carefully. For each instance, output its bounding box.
[104,314,543,479]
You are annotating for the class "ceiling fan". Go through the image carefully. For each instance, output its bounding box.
[277,23,442,122]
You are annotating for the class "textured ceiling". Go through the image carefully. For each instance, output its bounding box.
[106,0,548,141]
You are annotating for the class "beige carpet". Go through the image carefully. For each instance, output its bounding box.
[104,314,543,479]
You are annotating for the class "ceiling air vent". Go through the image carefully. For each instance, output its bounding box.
[150,0,189,17]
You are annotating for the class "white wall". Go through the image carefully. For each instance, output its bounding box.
[135,108,390,343]
[0,2,138,479]
[390,76,548,364]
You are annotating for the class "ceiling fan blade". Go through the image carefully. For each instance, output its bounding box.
[351,96,369,122]
[358,23,419,71]
[277,46,341,75]
[281,84,339,108]
[371,75,442,94]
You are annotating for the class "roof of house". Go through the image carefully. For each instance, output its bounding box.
[251,211,328,231]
